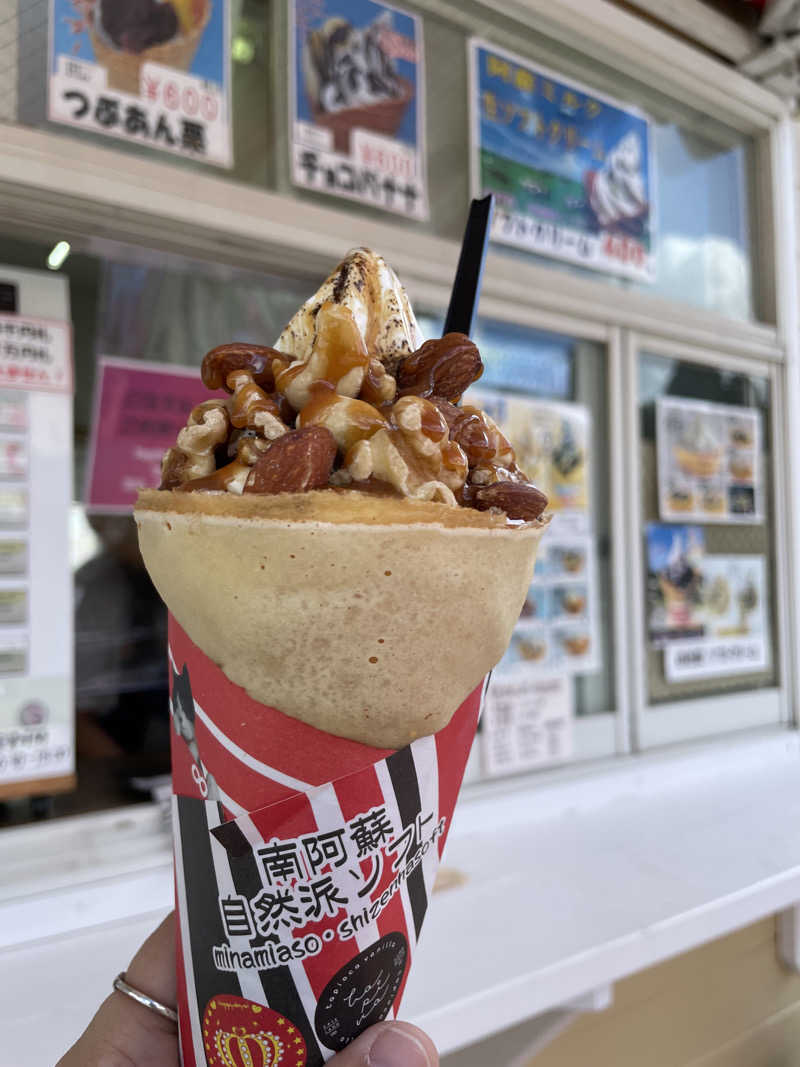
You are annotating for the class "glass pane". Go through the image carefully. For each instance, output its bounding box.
[0,233,315,827]
[420,311,615,779]
[639,351,778,708]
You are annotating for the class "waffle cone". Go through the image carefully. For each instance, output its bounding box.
[89,2,211,96]
[136,488,547,748]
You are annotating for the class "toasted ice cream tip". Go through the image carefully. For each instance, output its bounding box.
[275,248,424,372]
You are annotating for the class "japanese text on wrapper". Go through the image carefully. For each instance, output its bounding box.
[212,804,445,972]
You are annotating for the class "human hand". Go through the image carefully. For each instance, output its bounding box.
[57,912,438,1067]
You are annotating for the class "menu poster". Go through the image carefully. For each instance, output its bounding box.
[646,523,705,647]
[657,397,763,524]
[469,39,654,282]
[646,523,769,681]
[48,0,232,167]
[0,312,73,795]
[505,535,601,676]
[665,556,768,681]
[465,388,601,677]
[480,673,573,778]
[85,357,222,512]
[291,0,427,218]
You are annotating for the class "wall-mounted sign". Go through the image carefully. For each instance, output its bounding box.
[85,357,221,512]
[0,310,73,794]
[656,396,763,524]
[0,316,72,392]
[466,387,601,679]
[291,0,427,218]
[469,39,654,282]
[49,0,231,167]
[646,523,769,682]
[480,673,573,777]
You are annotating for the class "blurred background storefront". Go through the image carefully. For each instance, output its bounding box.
[5,0,800,1063]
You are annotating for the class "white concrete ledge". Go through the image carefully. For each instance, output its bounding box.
[1,729,799,1063]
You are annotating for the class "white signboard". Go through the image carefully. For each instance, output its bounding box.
[0,316,72,392]
[0,309,73,792]
[480,674,573,778]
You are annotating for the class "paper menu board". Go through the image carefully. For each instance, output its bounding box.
[656,397,763,523]
[291,0,427,218]
[0,308,73,795]
[468,39,654,282]
[465,387,591,535]
[646,523,769,682]
[48,0,232,167]
[480,674,573,779]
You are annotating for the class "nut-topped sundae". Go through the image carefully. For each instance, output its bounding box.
[158,248,547,522]
[136,249,549,747]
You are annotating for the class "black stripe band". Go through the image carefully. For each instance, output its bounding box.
[386,746,428,941]
[176,796,242,1019]
[222,819,325,1067]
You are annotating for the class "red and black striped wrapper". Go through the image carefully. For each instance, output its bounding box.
[168,616,483,1067]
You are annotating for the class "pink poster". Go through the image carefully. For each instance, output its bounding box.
[86,357,221,511]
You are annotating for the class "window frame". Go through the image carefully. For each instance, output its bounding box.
[623,336,790,748]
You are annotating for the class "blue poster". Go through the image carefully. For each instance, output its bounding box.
[48,0,231,167]
[646,524,705,646]
[469,40,654,281]
[291,0,427,218]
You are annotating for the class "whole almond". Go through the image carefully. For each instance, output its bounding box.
[397,334,482,402]
[244,426,337,495]
[472,481,548,521]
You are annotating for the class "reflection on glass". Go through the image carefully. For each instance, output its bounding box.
[652,125,751,319]
[639,352,776,706]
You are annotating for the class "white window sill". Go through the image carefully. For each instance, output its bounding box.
[1,728,799,1064]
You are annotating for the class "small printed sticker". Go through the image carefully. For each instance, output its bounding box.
[315,932,408,1050]
[202,995,307,1067]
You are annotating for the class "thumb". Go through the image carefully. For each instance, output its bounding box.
[331,1021,438,1067]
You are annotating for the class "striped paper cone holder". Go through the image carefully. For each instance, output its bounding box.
[168,615,483,1067]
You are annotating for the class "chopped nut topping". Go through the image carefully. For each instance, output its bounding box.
[160,400,230,488]
[159,267,548,522]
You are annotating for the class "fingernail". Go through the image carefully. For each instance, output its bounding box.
[368,1026,433,1067]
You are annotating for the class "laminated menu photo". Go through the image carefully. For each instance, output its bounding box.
[135,248,550,1064]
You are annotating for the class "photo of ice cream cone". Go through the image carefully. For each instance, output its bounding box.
[672,413,723,479]
[311,78,414,154]
[302,12,415,155]
[88,0,211,96]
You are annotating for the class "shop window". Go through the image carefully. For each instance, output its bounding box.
[0,236,316,825]
[420,312,616,779]
[636,349,780,746]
